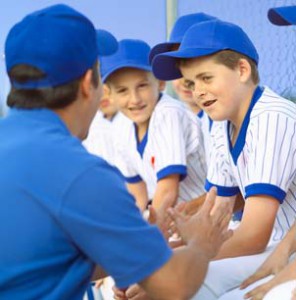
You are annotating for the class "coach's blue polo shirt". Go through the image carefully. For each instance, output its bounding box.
[0,108,172,300]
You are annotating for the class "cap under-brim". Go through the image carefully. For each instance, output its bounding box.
[102,62,152,82]
[268,6,296,25]
[96,29,118,56]
[152,48,221,81]
[149,42,179,64]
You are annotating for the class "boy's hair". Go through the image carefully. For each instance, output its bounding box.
[7,62,99,109]
[213,50,259,84]
[178,50,259,85]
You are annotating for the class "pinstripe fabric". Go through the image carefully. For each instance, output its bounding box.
[207,86,296,243]
[114,93,207,202]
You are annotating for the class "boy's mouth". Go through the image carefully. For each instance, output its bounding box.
[129,105,146,112]
[203,99,217,107]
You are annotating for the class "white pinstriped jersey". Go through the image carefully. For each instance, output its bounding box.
[197,110,213,166]
[114,93,207,201]
[207,86,296,243]
[83,111,132,166]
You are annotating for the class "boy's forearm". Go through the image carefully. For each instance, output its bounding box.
[213,228,267,260]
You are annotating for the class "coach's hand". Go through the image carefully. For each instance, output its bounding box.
[168,187,233,259]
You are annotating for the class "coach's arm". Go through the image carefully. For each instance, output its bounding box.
[114,188,233,300]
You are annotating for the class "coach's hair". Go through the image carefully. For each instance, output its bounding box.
[7,62,99,109]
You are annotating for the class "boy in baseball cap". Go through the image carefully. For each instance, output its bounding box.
[152,19,296,300]
[0,4,233,300]
[101,38,207,214]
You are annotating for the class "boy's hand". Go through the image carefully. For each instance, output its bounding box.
[240,243,290,290]
[168,187,233,259]
[125,284,153,300]
[243,259,296,300]
[147,205,172,241]
[113,286,128,300]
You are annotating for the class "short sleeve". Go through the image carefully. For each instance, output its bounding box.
[151,107,203,181]
[59,162,172,288]
[244,113,296,203]
[113,139,142,183]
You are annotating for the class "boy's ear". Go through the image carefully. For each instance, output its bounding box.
[158,80,166,92]
[238,58,252,83]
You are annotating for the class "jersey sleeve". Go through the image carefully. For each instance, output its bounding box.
[113,137,142,184]
[244,113,296,203]
[206,122,240,196]
[59,162,172,288]
[151,107,203,181]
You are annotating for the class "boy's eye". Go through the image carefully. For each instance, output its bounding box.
[116,88,127,94]
[184,81,194,90]
[139,83,148,88]
[202,76,212,82]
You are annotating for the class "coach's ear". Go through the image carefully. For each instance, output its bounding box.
[158,80,166,92]
[80,69,94,99]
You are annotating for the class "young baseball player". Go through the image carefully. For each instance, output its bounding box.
[100,38,207,215]
[0,4,234,300]
[150,12,245,222]
[218,6,296,300]
[152,18,296,299]
[83,83,132,167]
[150,12,216,165]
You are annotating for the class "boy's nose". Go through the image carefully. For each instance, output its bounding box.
[130,91,142,104]
[193,86,206,99]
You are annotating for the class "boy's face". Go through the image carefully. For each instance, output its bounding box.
[98,84,118,120]
[180,56,246,122]
[172,77,194,103]
[108,68,162,128]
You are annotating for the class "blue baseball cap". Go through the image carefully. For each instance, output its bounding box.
[5,4,118,89]
[96,29,118,56]
[268,6,296,25]
[152,19,259,81]
[149,13,217,63]
[100,39,152,82]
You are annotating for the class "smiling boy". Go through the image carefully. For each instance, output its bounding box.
[101,39,207,216]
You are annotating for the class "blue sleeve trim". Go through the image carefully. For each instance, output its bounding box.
[125,175,142,183]
[157,165,187,181]
[245,183,286,204]
[205,179,240,197]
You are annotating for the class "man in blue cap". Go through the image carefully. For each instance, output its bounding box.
[0,4,233,300]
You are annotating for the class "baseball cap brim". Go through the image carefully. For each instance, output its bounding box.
[152,48,220,81]
[102,62,152,82]
[149,42,179,64]
[268,6,296,25]
[96,29,118,56]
